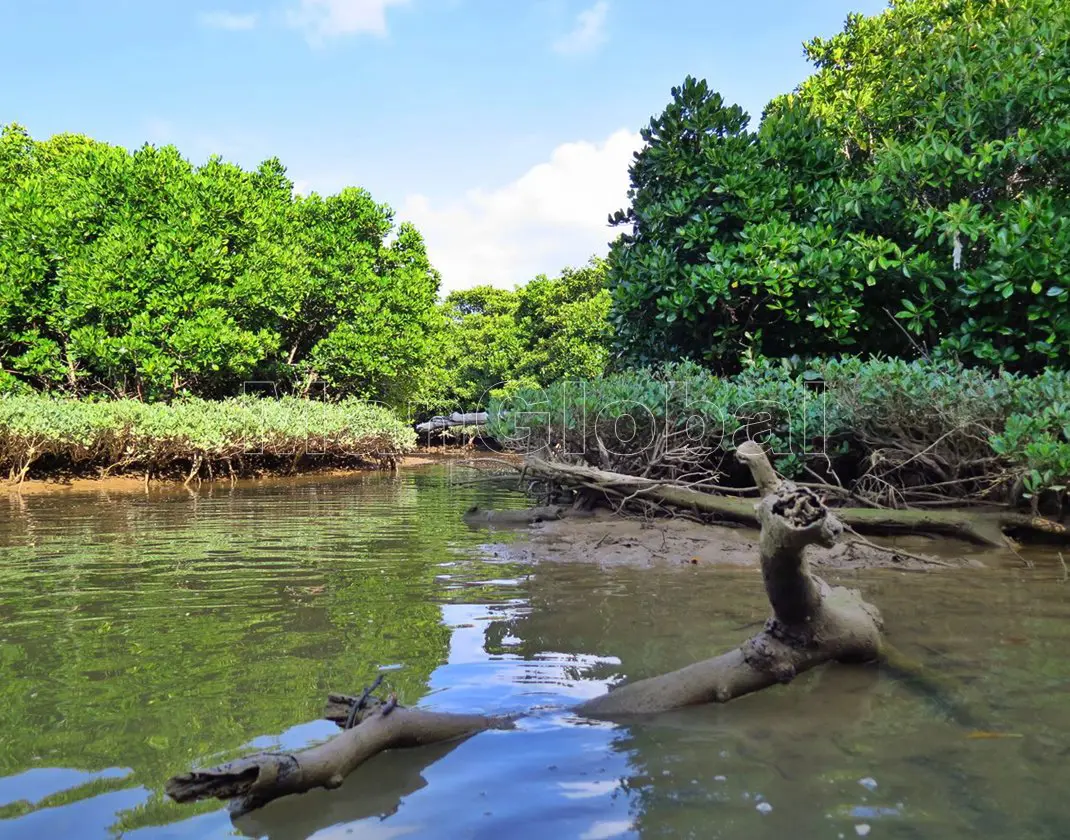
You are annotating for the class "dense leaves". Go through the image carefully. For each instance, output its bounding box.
[0,125,441,405]
[607,0,1070,372]
[424,258,612,412]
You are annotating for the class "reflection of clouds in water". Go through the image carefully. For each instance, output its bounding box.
[309,823,422,840]
[433,602,622,708]
[580,820,635,840]
[0,766,133,809]
[338,600,640,840]
[558,779,621,800]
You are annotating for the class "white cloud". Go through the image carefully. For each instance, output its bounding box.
[285,0,409,44]
[400,128,643,294]
[553,1,610,55]
[198,10,260,30]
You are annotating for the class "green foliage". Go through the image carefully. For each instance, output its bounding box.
[487,358,1070,510]
[0,125,441,405]
[424,258,612,412]
[431,286,528,410]
[607,0,1070,372]
[0,394,416,480]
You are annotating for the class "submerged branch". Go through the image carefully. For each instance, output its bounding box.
[166,694,513,817]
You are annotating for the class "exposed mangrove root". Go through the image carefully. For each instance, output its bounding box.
[520,456,1067,549]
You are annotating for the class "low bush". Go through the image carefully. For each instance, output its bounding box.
[0,395,416,483]
[486,358,1070,513]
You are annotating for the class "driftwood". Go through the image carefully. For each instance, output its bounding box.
[521,457,1068,549]
[576,442,883,715]
[165,440,959,818]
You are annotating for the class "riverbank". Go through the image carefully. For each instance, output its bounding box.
[0,394,418,487]
[486,358,1070,515]
[3,449,510,495]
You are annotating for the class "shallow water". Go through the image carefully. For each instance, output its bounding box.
[0,466,1068,840]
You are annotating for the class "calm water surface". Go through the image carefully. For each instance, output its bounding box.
[0,466,1068,839]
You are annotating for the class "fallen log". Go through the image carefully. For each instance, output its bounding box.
[164,441,975,818]
[521,456,1068,549]
[578,444,883,716]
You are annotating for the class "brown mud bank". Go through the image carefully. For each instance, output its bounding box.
[4,451,488,496]
[483,509,996,571]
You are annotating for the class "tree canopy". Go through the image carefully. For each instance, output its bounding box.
[426,258,612,412]
[606,0,1070,373]
[0,125,442,405]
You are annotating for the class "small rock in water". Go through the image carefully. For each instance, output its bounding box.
[714,775,727,782]
[855,825,871,837]
[858,777,878,791]
[756,802,773,815]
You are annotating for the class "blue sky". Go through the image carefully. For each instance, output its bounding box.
[1,0,889,293]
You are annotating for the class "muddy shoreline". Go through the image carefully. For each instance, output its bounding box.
[484,509,995,571]
[4,449,507,495]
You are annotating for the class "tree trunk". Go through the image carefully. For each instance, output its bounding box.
[163,441,931,817]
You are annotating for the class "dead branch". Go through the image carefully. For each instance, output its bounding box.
[520,456,1067,549]
[165,693,514,817]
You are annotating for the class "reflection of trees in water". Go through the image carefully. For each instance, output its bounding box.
[0,467,530,835]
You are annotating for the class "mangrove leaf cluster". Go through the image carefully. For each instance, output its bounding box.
[606,0,1070,372]
[0,125,441,404]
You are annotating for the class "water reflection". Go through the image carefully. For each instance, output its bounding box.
[1,468,1068,839]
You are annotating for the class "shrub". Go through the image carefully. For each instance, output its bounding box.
[421,258,612,415]
[487,358,1070,512]
[0,395,416,483]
